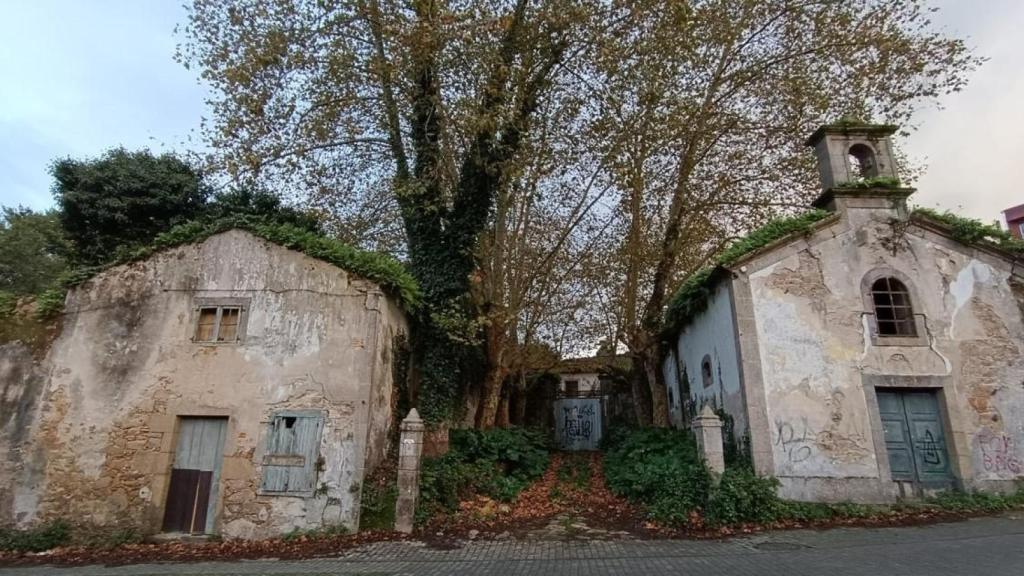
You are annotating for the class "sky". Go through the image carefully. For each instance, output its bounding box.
[0,1,1022,224]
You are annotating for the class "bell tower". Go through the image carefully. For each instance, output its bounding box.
[805,122,914,214]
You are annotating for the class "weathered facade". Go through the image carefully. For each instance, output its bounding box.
[0,229,408,539]
[664,124,1024,502]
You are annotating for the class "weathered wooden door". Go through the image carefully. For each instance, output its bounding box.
[877,390,953,486]
[162,417,228,534]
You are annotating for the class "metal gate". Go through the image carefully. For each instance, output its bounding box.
[877,390,953,486]
[162,417,228,534]
[554,398,602,450]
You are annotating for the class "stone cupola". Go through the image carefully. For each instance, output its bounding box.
[805,122,915,216]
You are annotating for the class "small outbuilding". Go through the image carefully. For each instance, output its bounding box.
[0,225,412,539]
[662,123,1024,502]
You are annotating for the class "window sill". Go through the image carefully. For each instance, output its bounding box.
[870,335,930,347]
[866,314,929,347]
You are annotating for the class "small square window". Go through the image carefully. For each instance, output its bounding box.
[195,308,218,342]
[192,300,248,344]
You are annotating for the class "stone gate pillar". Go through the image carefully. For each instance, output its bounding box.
[693,405,725,476]
[394,408,425,533]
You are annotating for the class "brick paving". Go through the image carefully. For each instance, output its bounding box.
[2,514,1023,575]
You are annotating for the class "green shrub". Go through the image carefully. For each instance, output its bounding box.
[416,426,550,524]
[33,288,67,320]
[0,520,72,552]
[705,467,782,526]
[450,427,550,484]
[359,482,397,531]
[0,291,15,318]
[603,428,712,526]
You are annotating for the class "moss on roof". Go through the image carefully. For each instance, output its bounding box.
[663,207,1024,339]
[43,217,421,318]
[663,209,833,336]
[912,208,1024,255]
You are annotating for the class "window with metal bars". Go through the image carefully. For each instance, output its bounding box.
[871,277,917,337]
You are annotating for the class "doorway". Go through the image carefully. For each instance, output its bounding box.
[162,417,228,534]
[876,390,953,487]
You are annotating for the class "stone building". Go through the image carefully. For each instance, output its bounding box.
[0,228,410,539]
[662,123,1024,502]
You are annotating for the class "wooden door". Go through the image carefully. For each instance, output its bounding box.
[877,390,953,487]
[162,417,227,534]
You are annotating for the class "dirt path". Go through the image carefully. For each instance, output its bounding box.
[422,452,642,541]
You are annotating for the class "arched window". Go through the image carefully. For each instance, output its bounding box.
[848,143,878,180]
[871,277,917,337]
[701,355,714,388]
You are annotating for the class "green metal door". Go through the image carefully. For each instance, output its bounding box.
[877,390,953,486]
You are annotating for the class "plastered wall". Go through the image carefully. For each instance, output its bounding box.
[0,230,407,538]
[744,202,1024,501]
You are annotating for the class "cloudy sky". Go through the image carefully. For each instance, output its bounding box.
[1,1,1022,224]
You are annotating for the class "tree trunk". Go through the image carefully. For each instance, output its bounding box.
[496,384,511,428]
[630,365,653,427]
[512,372,528,425]
[475,321,508,428]
[640,339,670,427]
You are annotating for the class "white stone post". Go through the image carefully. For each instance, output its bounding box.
[394,408,424,533]
[693,405,725,476]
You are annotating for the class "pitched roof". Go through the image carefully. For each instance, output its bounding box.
[63,217,421,313]
[662,207,1024,339]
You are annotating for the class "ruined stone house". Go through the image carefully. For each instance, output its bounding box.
[0,228,409,539]
[662,123,1024,501]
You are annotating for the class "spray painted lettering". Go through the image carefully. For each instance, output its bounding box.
[775,419,814,463]
[980,433,1022,474]
[554,399,602,450]
[916,430,942,466]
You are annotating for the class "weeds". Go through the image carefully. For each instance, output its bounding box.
[0,521,71,552]
[416,427,550,524]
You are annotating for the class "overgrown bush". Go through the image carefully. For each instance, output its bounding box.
[604,428,1024,529]
[359,482,397,531]
[705,467,781,526]
[0,291,15,318]
[0,520,71,552]
[416,427,550,524]
[603,428,711,526]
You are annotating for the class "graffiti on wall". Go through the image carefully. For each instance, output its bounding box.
[979,432,1022,474]
[775,419,814,463]
[554,398,602,451]
[774,414,869,466]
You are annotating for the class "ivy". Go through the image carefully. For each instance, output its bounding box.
[913,207,1024,253]
[663,210,833,335]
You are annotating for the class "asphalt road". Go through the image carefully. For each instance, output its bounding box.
[3,514,1023,575]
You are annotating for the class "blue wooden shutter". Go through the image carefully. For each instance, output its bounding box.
[260,412,323,494]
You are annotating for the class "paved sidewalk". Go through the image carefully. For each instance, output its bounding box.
[3,514,1023,575]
